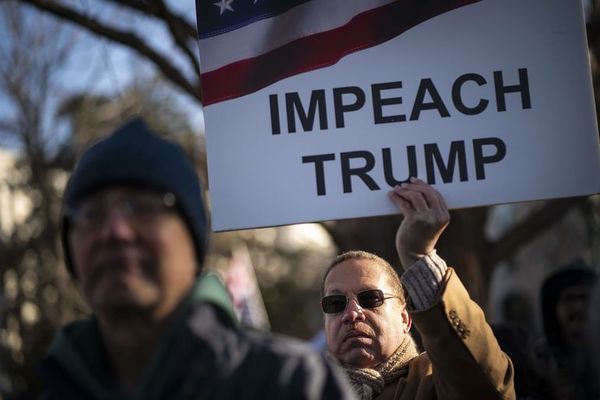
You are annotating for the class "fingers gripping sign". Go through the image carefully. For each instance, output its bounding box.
[388,177,450,269]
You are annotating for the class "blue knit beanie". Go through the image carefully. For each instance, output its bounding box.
[61,118,208,277]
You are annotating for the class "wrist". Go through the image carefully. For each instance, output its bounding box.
[398,249,429,269]
[400,251,448,310]
[397,248,435,269]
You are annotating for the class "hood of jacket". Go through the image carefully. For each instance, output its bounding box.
[540,263,596,351]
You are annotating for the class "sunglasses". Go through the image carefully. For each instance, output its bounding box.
[321,289,400,314]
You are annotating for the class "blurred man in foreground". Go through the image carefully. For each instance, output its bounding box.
[39,118,353,399]
[321,178,515,399]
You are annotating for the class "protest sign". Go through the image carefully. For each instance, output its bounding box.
[197,0,600,231]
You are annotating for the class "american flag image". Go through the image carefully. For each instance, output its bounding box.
[196,0,481,106]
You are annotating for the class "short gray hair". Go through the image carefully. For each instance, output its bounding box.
[321,250,405,304]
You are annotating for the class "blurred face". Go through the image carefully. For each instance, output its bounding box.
[556,284,592,345]
[67,187,197,320]
[323,258,410,368]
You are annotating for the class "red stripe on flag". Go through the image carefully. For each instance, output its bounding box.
[201,0,480,106]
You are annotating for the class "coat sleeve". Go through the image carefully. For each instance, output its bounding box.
[409,268,515,400]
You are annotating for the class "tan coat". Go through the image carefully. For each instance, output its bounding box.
[375,268,515,400]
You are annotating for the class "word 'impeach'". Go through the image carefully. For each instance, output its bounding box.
[268,69,530,134]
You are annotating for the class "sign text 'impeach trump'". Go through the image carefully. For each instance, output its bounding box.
[197,0,600,231]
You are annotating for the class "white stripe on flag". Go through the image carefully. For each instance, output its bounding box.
[198,0,396,73]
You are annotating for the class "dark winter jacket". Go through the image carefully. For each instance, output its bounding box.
[39,274,354,400]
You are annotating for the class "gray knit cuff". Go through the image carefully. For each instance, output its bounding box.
[400,251,448,311]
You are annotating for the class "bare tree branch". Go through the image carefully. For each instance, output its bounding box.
[19,0,202,102]
[150,0,201,79]
[104,0,198,39]
[102,0,201,76]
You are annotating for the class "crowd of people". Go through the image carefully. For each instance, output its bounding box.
[36,118,598,399]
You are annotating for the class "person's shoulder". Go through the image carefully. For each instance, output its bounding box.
[244,325,317,353]
[186,303,354,399]
[245,327,339,374]
[238,330,355,399]
[59,317,97,338]
[188,301,324,362]
[408,352,433,376]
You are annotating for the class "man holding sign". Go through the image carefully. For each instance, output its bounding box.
[321,178,515,399]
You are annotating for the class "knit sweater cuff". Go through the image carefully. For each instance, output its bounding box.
[400,251,448,311]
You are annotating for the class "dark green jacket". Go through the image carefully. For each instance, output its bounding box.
[39,274,353,400]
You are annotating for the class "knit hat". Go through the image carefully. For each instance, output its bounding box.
[540,261,597,350]
[61,118,208,277]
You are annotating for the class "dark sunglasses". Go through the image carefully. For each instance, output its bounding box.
[321,289,400,314]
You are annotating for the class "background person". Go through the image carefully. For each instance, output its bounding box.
[536,264,599,400]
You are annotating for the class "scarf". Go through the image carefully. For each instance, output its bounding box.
[342,335,419,400]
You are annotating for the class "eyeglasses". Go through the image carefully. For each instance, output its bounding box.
[66,191,177,231]
[321,289,400,314]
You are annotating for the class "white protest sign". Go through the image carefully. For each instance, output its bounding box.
[197,0,600,231]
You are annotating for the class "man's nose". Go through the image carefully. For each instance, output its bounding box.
[98,207,137,241]
[342,298,365,324]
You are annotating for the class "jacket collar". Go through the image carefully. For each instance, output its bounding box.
[41,273,235,399]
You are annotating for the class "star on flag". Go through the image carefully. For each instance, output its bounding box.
[214,0,234,15]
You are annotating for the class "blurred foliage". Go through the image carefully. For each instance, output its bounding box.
[0,2,85,397]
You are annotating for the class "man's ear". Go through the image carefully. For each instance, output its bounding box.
[401,308,412,333]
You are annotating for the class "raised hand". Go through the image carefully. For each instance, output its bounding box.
[388,177,450,269]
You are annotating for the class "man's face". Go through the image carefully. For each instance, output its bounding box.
[556,284,592,345]
[323,258,410,368]
[68,187,197,320]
